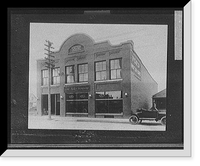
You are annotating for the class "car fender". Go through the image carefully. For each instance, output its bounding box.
[129,114,139,119]
[160,116,166,120]
[129,114,140,120]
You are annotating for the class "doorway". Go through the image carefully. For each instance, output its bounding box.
[51,94,60,115]
[41,94,48,115]
[41,94,60,115]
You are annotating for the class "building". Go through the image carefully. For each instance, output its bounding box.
[152,89,166,112]
[29,93,37,110]
[36,33,158,118]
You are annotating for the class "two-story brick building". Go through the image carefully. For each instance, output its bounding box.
[36,33,158,118]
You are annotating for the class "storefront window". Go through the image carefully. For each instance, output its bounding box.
[66,93,88,113]
[95,100,109,113]
[95,91,123,114]
[65,65,75,83]
[107,91,122,99]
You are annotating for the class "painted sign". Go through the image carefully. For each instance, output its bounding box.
[65,85,90,93]
[131,54,141,80]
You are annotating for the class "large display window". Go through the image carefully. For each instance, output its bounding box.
[66,93,88,113]
[95,91,123,114]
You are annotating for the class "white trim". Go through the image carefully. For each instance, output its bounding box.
[183,1,191,157]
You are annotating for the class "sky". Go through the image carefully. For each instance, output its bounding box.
[29,23,168,96]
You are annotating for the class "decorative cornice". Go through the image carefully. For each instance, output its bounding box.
[65,57,76,63]
[109,48,121,55]
[65,54,87,64]
[94,51,107,58]
[77,54,86,61]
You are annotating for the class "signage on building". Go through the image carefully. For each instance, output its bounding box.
[65,85,90,93]
[131,54,141,80]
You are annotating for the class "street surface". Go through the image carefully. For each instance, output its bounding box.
[28,114,166,131]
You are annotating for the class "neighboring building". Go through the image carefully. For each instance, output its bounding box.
[29,93,37,109]
[152,89,166,112]
[36,33,158,118]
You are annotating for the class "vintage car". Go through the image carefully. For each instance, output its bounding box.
[129,107,166,125]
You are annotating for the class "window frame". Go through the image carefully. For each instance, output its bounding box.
[41,69,48,86]
[95,60,107,81]
[51,67,60,85]
[109,58,122,80]
[65,65,75,84]
[77,63,88,83]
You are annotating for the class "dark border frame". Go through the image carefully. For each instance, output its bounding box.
[8,8,184,150]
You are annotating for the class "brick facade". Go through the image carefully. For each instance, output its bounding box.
[37,33,158,118]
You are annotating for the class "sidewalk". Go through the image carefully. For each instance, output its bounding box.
[28,114,165,131]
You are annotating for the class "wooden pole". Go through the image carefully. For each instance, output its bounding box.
[44,40,54,120]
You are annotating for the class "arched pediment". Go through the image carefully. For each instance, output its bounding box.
[59,33,95,56]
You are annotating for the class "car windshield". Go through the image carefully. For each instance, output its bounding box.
[149,106,158,111]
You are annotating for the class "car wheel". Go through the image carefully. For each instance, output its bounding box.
[129,115,139,125]
[161,116,166,125]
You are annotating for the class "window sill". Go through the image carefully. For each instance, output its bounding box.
[41,84,60,88]
[94,79,122,83]
[65,82,89,86]
[51,84,60,87]
[41,85,48,88]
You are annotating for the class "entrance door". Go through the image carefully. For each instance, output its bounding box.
[51,94,56,115]
[51,94,60,115]
[41,94,48,115]
[56,94,60,115]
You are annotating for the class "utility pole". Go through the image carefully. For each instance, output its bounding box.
[44,40,55,120]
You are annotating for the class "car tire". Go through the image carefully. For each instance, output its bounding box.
[129,115,139,125]
[161,116,166,125]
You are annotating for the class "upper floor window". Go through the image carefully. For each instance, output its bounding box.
[41,69,48,86]
[65,65,75,83]
[110,59,122,80]
[78,63,88,82]
[95,61,106,81]
[52,67,60,85]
